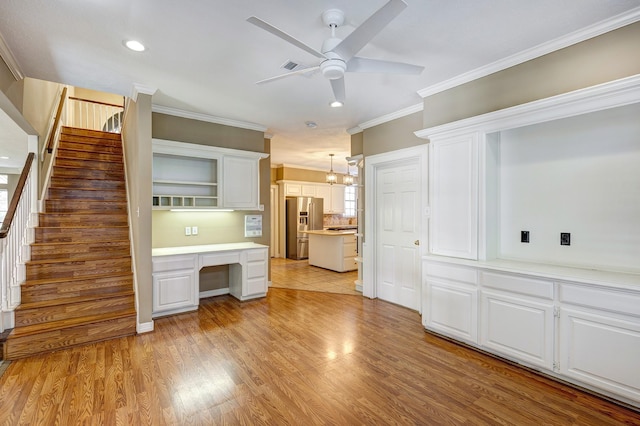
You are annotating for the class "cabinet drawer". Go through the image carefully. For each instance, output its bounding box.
[247,261,266,279]
[200,252,240,268]
[425,262,478,285]
[559,283,640,317]
[153,254,197,273]
[246,277,267,296]
[343,242,357,257]
[246,249,267,262]
[481,271,553,300]
[342,258,357,272]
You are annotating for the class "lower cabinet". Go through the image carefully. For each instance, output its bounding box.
[423,258,640,408]
[152,244,269,317]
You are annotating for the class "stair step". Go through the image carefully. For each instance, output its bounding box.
[49,176,125,190]
[34,225,130,243]
[58,134,122,148]
[45,199,127,213]
[15,292,135,327]
[26,256,132,280]
[52,166,124,181]
[4,311,137,360]
[56,148,123,163]
[30,239,130,261]
[21,272,133,303]
[55,157,124,171]
[47,187,126,201]
[57,140,123,155]
[61,127,121,141]
[37,213,128,228]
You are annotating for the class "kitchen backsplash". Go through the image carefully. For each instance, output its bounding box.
[323,214,357,227]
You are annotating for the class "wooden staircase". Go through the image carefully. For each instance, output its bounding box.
[2,127,137,360]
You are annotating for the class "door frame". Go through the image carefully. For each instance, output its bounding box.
[363,144,429,312]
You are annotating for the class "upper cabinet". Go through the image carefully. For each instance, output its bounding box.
[152,139,268,210]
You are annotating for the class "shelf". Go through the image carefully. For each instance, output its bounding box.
[153,180,218,187]
[153,195,218,208]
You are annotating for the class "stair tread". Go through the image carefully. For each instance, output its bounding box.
[21,271,133,287]
[8,308,137,338]
[30,239,130,246]
[26,254,131,266]
[16,290,135,311]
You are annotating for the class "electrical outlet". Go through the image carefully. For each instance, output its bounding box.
[521,231,530,243]
[192,226,198,235]
[560,232,570,246]
[185,226,191,236]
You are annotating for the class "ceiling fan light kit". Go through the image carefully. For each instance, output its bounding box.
[247,0,423,106]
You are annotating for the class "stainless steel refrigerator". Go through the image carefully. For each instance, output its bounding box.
[286,196,324,260]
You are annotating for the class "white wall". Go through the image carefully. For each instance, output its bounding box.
[497,103,640,272]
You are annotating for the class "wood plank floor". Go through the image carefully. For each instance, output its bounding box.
[0,288,639,425]
[271,257,360,295]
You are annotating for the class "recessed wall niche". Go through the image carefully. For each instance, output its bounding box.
[489,102,640,272]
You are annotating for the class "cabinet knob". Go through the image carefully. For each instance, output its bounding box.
[414,240,420,246]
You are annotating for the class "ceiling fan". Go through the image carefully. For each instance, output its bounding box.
[247,0,424,106]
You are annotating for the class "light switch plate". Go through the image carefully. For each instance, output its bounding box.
[185,226,191,236]
[192,226,198,235]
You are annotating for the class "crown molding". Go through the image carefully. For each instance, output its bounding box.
[417,6,640,99]
[264,132,274,139]
[415,74,640,141]
[358,102,423,130]
[152,104,267,132]
[130,83,157,102]
[347,126,362,135]
[0,31,24,80]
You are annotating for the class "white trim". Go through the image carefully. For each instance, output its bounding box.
[136,321,154,333]
[130,83,157,102]
[152,105,268,132]
[152,138,269,160]
[364,144,428,310]
[415,74,640,140]
[273,163,330,173]
[200,288,230,298]
[0,31,24,80]
[347,126,362,135]
[264,132,274,139]
[417,7,640,98]
[358,103,423,130]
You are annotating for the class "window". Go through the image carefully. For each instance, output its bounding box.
[343,185,356,218]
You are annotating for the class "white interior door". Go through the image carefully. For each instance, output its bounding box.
[375,161,421,310]
[270,185,278,257]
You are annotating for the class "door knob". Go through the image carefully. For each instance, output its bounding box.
[414,240,420,246]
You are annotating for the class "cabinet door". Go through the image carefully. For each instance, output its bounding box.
[481,290,554,369]
[152,269,197,315]
[424,278,478,343]
[301,184,317,197]
[559,307,640,404]
[223,156,259,208]
[315,185,331,213]
[430,133,478,259]
[244,249,268,298]
[285,183,302,196]
[331,185,345,214]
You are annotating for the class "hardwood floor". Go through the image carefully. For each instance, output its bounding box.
[0,288,639,425]
[271,257,360,295]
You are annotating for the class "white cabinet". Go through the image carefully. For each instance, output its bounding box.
[559,283,640,404]
[423,262,478,344]
[284,183,302,196]
[429,133,478,260]
[230,248,268,300]
[223,155,260,209]
[480,272,554,370]
[316,184,345,214]
[152,254,199,316]
[152,139,268,210]
[308,232,357,272]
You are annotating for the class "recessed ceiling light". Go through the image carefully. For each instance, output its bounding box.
[0,156,9,160]
[124,40,145,52]
[305,121,317,129]
[330,101,343,108]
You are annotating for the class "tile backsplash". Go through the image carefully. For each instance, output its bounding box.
[323,214,357,227]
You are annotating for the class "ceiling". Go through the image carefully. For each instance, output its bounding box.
[1,0,639,174]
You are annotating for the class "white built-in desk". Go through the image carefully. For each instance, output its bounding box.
[152,242,269,317]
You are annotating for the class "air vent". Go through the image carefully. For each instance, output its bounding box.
[281,60,299,71]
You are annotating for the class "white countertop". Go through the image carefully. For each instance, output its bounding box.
[304,230,357,236]
[423,254,640,290]
[152,242,268,257]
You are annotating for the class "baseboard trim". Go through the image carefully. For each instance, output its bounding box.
[200,288,230,299]
[136,320,154,334]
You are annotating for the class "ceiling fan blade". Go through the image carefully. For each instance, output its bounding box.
[332,0,407,62]
[346,57,424,74]
[330,77,346,103]
[247,16,326,59]
[256,65,320,84]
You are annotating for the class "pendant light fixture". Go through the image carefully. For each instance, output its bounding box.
[343,160,354,185]
[326,154,337,185]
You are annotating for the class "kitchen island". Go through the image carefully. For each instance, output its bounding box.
[305,230,357,272]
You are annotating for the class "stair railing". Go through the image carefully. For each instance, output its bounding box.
[0,153,36,333]
[67,96,124,133]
